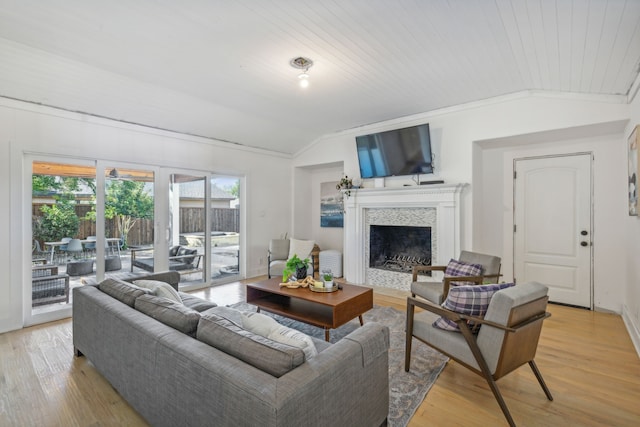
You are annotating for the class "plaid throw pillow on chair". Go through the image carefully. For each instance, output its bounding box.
[433,282,515,331]
[444,258,483,286]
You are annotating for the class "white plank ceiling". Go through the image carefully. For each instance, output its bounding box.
[0,0,639,154]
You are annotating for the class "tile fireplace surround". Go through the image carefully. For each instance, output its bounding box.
[343,183,466,290]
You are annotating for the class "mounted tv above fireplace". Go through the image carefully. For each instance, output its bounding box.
[356,123,433,179]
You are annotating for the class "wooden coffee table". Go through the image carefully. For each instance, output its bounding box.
[246,277,373,341]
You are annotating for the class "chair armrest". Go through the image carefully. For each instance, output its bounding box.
[458,311,551,333]
[406,296,464,324]
[412,265,446,281]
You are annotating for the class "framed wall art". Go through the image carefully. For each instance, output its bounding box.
[628,125,639,216]
[320,181,343,227]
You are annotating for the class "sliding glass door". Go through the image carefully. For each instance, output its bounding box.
[27,156,241,324]
[210,175,240,285]
[31,160,97,317]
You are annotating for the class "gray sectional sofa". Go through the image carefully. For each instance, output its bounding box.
[72,272,390,427]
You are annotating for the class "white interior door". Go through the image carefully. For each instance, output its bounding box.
[514,154,592,308]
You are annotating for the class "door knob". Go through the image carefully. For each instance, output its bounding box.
[580,241,589,247]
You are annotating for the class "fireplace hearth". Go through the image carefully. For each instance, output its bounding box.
[369,225,431,273]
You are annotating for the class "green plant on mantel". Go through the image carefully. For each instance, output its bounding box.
[336,175,353,197]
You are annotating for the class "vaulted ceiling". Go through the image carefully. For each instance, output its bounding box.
[1,1,639,154]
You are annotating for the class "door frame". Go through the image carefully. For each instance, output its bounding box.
[512,152,594,309]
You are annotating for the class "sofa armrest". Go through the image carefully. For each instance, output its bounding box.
[274,322,390,426]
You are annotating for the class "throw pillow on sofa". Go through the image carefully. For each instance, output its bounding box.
[241,311,280,337]
[134,279,182,303]
[242,311,317,360]
[135,294,201,336]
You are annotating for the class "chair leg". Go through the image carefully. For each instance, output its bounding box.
[404,300,415,372]
[482,373,516,427]
[458,325,517,427]
[529,360,553,401]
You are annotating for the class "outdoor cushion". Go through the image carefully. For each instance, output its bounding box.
[445,258,483,286]
[197,313,305,377]
[433,282,514,331]
[177,247,197,265]
[98,278,150,307]
[134,279,182,303]
[134,294,201,336]
[169,245,181,257]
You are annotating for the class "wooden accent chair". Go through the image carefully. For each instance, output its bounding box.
[411,250,502,304]
[405,281,553,427]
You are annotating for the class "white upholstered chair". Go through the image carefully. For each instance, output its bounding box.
[267,238,316,278]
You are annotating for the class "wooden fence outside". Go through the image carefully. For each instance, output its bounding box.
[33,204,239,246]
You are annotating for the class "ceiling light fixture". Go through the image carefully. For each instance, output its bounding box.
[290,56,313,88]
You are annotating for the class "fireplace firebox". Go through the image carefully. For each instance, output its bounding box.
[369,225,431,273]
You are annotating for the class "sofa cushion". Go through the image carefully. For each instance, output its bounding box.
[135,294,201,336]
[202,306,244,325]
[179,292,218,312]
[445,258,483,286]
[98,278,150,307]
[197,313,305,377]
[433,282,515,331]
[134,279,182,303]
[169,245,181,257]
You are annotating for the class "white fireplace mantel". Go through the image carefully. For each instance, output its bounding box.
[343,183,467,285]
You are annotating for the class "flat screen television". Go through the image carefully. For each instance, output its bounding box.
[356,123,433,179]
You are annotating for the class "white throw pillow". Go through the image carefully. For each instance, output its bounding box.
[288,238,315,260]
[133,279,182,303]
[241,311,281,337]
[267,325,318,360]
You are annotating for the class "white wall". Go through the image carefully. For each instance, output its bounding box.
[0,98,293,333]
[294,91,631,313]
[624,89,640,355]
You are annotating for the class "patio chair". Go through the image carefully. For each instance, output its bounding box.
[405,281,553,427]
[64,238,84,260]
[55,237,72,263]
[411,250,502,305]
[84,236,97,256]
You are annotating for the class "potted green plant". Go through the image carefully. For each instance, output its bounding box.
[322,269,334,288]
[283,254,311,281]
[336,175,353,197]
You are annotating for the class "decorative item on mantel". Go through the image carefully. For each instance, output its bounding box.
[336,175,353,197]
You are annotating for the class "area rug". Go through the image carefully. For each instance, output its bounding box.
[230,302,449,427]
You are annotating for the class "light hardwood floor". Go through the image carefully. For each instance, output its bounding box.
[1,277,639,426]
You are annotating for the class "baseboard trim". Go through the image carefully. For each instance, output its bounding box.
[622,304,640,358]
